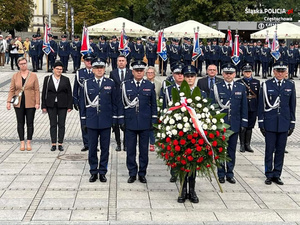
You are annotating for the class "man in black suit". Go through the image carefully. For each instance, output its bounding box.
[41,61,73,151]
[197,64,223,96]
[109,55,133,151]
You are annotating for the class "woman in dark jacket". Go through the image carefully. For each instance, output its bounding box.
[9,40,19,70]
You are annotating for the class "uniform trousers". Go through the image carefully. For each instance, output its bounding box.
[47,103,67,144]
[88,127,111,175]
[126,129,150,177]
[111,57,117,70]
[218,132,238,179]
[48,54,56,70]
[247,111,257,128]
[79,106,88,148]
[114,126,125,147]
[72,55,81,71]
[147,58,156,67]
[60,56,69,72]
[265,131,288,178]
[31,55,38,71]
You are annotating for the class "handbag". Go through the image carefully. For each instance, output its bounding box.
[10,72,31,106]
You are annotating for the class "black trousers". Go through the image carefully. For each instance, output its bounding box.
[47,103,67,144]
[10,54,18,70]
[14,99,36,141]
[114,126,125,147]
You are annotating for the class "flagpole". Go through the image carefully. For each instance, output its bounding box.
[45,23,49,72]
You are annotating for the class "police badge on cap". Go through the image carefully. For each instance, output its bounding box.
[83,53,95,61]
[222,63,236,73]
[182,65,198,75]
[92,58,106,67]
[131,60,147,70]
[242,63,253,72]
[171,62,184,73]
[273,61,288,72]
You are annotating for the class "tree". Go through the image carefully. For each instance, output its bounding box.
[146,0,172,30]
[0,0,35,37]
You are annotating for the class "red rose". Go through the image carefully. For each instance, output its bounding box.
[187,156,194,161]
[219,147,223,153]
[223,128,226,133]
[198,139,204,145]
[175,145,181,151]
[212,140,218,147]
[158,120,162,124]
[173,140,179,145]
[216,131,220,137]
[222,135,226,141]
[171,163,177,168]
[191,139,196,144]
[196,146,202,151]
[177,156,181,161]
[180,139,186,145]
[193,132,198,138]
[181,159,187,165]
[197,157,204,163]
[208,150,213,156]
[187,134,193,140]
[166,137,171,143]
[214,156,219,160]
[185,148,192,155]
[170,152,174,157]
[161,144,165,149]
[158,142,161,147]
[196,167,201,170]
[161,152,164,157]
[209,133,214,139]
[185,169,191,172]
[179,131,184,137]
[204,131,208,135]
[206,164,211,168]
[180,167,185,171]
[165,154,169,160]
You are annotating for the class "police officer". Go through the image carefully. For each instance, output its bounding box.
[254,40,262,76]
[70,35,81,73]
[287,43,296,79]
[158,37,168,76]
[120,60,157,184]
[204,39,212,71]
[243,40,255,67]
[261,42,271,79]
[294,42,300,77]
[36,34,44,70]
[96,35,108,62]
[132,37,145,61]
[210,39,220,71]
[29,34,39,72]
[146,36,157,67]
[168,38,182,67]
[279,41,288,63]
[73,53,96,152]
[89,38,97,53]
[236,63,260,153]
[258,61,296,185]
[58,35,70,73]
[210,63,248,184]
[182,37,193,65]
[48,34,57,72]
[196,39,205,77]
[82,58,119,183]
[220,40,232,70]
[109,35,119,70]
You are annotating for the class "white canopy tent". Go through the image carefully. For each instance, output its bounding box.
[250,22,300,39]
[88,17,155,37]
[158,20,225,38]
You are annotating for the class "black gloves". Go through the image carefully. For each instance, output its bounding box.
[74,104,79,111]
[112,124,118,133]
[260,128,266,137]
[120,124,125,131]
[288,128,294,136]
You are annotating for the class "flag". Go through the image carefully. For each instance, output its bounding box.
[157,31,167,61]
[265,32,271,49]
[231,34,240,65]
[80,26,92,56]
[119,28,130,57]
[271,30,281,60]
[192,31,201,61]
[227,30,233,56]
[42,23,53,55]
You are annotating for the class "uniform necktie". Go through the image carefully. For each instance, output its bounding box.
[136,81,140,90]
[97,79,101,88]
[121,70,124,81]
[210,78,214,89]
[278,81,281,87]
[228,83,232,92]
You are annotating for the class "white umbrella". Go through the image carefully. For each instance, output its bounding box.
[88,17,155,37]
[251,22,300,39]
[158,20,225,38]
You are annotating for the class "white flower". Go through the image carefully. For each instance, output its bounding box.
[183,128,188,132]
[177,116,182,121]
[216,111,220,114]
[206,118,211,124]
[195,96,201,101]
[177,124,183,129]
[175,102,180,106]
[159,116,164,121]
[158,125,161,129]
[206,112,211,118]
[167,131,172,136]
[159,98,163,103]
[168,101,173,107]
[203,107,209,113]
[183,117,188,122]
[202,124,208,130]
[201,113,206,118]
[157,133,161,138]
[181,107,186,112]
[203,99,208,103]
[169,119,175,125]
[187,98,192,103]
[220,118,224,123]
[174,113,179,118]
[184,123,190,128]
[210,105,215,110]
[196,103,202,108]
[211,125,217,130]
[157,107,160,112]
[161,133,166,138]
[166,126,170,131]
[163,119,168,124]
[212,118,217,124]
[171,129,178,135]
[197,113,201,119]
[179,92,184,97]
[163,109,168,113]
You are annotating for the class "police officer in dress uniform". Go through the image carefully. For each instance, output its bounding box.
[243,41,255,67]
[120,60,157,184]
[210,63,248,184]
[73,53,96,152]
[254,40,262,76]
[261,42,271,79]
[132,37,145,61]
[146,36,157,67]
[58,35,70,73]
[89,38,97,53]
[236,63,260,153]
[168,38,182,67]
[48,34,57,72]
[220,40,232,71]
[287,43,296,79]
[29,34,39,72]
[70,35,81,73]
[109,35,120,70]
[279,41,288,63]
[96,35,108,63]
[210,39,220,72]
[159,37,168,76]
[196,40,205,77]
[204,39,212,71]
[294,42,300,77]
[182,37,193,66]
[82,58,119,183]
[36,34,44,70]
[258,61,296,185]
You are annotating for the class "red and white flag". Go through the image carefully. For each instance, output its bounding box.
[227,29,233,56]
[231,34,240,65]
[80,26,92,56]
[42,23,53,55]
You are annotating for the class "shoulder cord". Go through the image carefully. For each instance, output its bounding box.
[76,70,84,88]
[213,84,230,111]
[84,80,99,108]
[262,82,280,112]
[121,82,139,109]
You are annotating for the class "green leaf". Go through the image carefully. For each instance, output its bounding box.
[214,113,227,119]
[171,87,180,104]
[191,87,203,99]
[180,80,191,98]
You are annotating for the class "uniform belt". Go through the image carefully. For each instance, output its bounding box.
[247,95,256,99]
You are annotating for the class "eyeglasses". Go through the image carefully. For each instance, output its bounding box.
[54,68,63,71]
[18,63,27,66]
[146,72,155,74]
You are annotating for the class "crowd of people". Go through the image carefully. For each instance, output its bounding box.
[5,32,296,204]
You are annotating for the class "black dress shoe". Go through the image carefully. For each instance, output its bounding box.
[89,174,98,182]
[123,146,127,151]
[81,146,89,152]
[127,176,136,183]
[265,177,272,185]
[50,145,56,151]
[226,177,236,184]
[219,177,225,183]
[58,145,64,151]
[139,176,147,183]
[272,177,284,185]
[99,174,107,182]
[115,145,121,151]
[285,150,289,153]
[170,176,177,182]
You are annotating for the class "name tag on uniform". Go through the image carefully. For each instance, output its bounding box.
[284,89,291,92]
[126,89,132,92]
[143,88,151,92]
[104,86,111,90]
[235,92,242,95]
[268,89,275,92]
